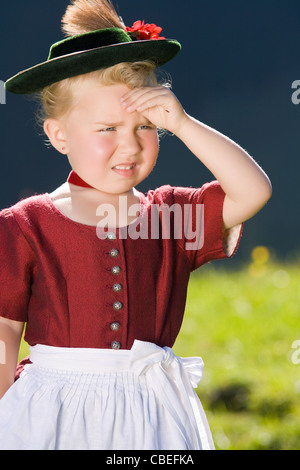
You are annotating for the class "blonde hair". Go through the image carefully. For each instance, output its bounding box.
[38,60,160,123]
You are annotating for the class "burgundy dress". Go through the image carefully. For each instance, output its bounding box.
[0,175,243,449]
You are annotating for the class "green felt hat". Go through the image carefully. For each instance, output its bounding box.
[5,27,181,95]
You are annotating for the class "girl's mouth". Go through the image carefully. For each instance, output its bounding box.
[112,163,137,177]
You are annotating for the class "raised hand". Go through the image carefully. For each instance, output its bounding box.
[120,86,187,135]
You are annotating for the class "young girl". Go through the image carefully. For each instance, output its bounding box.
[0,0,271,450]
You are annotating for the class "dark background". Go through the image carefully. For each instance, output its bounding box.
[1,0,299,264]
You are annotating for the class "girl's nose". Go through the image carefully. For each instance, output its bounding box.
[119,131,141,155]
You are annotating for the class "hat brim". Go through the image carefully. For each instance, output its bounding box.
[5,39,181,95]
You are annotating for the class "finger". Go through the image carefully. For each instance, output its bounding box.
[122,88,171,113]
[121,87,167,110]
[137,95,171,113]
[120,87,149,107]
[122,86,166,102]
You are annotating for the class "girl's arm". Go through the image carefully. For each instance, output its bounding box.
[0,317,24,399]
[172,114,272,229]
[121,87,272,229]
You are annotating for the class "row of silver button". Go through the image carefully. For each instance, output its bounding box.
[108,232,122,350]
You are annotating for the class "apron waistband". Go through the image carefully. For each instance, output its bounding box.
[29,344,131,373]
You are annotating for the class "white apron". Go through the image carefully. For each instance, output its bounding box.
[0,340,214,450]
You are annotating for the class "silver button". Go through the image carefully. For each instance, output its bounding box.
[107,232,117,241]
[109,249,119,258]
[113,301,123,311]
[112,283,122,293]
[111,341,121,350]
[110,322,120,331]
[112,266,121,275]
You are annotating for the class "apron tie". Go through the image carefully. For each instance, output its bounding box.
[130,340,214,450]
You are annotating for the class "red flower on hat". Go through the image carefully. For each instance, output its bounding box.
[126,20,166,40]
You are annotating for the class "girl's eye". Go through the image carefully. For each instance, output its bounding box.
[138,125,155,130]
[99,127,116,132]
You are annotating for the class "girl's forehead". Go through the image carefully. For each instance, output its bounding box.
[66,82,147,125]
[72,79,130,99]
[69,80,130,113]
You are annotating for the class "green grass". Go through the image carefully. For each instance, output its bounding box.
[19,254,300,449]
[173,258,300,450]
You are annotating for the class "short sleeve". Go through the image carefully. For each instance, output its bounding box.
[172,181,243,271]
[0,209,35,322]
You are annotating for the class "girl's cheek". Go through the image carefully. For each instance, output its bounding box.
[83,135,116,161]
[144,132,159,155]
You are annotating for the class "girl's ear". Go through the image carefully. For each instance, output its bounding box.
[43,118,69,155]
